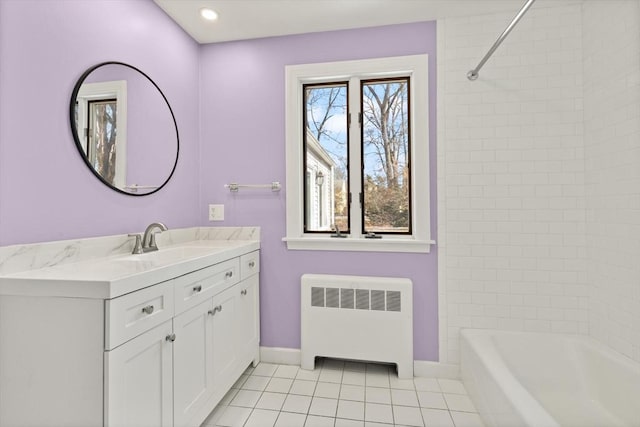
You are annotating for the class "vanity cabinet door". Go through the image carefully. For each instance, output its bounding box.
[210,285,238,389]
[173,300,215,427]
[104,320,174,427]
[237,274,260,361]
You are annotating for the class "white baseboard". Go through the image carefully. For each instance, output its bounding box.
[414,360,460,379]
[259,346,301,365]
[259,347,460,378]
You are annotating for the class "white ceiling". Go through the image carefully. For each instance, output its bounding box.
[153,0,561,44]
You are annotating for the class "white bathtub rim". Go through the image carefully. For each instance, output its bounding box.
[461,328,559,427]
[474,329,640,384]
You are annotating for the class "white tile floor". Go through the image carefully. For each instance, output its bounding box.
[200,359,485,427]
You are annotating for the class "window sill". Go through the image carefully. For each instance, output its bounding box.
[282,236,435,253]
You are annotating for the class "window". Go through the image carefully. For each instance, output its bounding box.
[304,82,348,233]
[284,55,433,253]
[361,77,411,235]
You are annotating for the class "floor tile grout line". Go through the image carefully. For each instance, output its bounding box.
[243,362,273,427]
[213,361,483,427]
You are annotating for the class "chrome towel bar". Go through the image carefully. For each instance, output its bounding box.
[224,182,281,192]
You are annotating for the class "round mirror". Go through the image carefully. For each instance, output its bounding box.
[70,62,179,196]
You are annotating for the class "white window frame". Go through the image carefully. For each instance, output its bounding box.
[283,55,434,253]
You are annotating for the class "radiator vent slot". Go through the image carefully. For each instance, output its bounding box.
[311,286,403,312]
[387,291,401,312]
[326,287,340,308]
[311,287,324,307]
[371,290,385,311]
[340,288,354,309]
[356,289,369,310]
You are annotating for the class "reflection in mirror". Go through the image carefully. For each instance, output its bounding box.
[75,80,126,188]
[70,62,179,196]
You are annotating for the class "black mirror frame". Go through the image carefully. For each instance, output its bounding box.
[69,61,179,196]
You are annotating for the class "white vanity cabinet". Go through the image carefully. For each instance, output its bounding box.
[105,320,175,427]
[174,250,261,427]
[0,244,260,427]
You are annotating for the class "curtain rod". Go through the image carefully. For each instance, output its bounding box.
[467,0,537,81]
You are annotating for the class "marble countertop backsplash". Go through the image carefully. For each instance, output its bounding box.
[0,226,260,276]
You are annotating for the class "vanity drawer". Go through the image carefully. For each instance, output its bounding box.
[105,281,174,350]
[240,251,260,280]
[174,258,240,315]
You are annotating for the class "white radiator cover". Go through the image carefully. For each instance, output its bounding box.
[301,274,414,378]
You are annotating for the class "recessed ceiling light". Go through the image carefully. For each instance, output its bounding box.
[200,7,218,21]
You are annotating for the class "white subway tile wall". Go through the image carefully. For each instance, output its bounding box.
[439,0,640,365]
[583,1,640,363]
[437,2,589,364]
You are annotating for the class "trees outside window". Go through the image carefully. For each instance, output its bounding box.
[88,99,118,185]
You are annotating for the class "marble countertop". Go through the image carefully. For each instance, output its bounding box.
[0,228,260,299]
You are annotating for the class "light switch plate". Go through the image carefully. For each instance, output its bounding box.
[208,204,224,221]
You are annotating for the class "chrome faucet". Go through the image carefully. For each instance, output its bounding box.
[142,222,168,252]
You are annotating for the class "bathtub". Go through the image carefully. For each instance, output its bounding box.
[460,329,640,427]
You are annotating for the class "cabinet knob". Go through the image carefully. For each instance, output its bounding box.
[217,304,222,312]
[141,305,155,315]
[248,261,256,268]
[193,285,202,293]
[225,271,233,278]
[165,333,176,342]
[241,289,247,296]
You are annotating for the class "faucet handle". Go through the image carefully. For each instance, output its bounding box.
[128,233,144,254]
[148,232,160,251]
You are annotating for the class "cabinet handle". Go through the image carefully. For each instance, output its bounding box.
[165,333,176,342]
[249,261,256,268]
[208,305,223,316]
[225,271,233,278]
[141,305,154,315]
[241,289,247,296]
[193,285,202,293]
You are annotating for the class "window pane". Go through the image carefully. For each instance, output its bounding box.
[303,83,349,233]
[361,78,411,234]
[88,99,117,185]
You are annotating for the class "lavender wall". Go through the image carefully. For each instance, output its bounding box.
[0,2,439,360]
[199,22,439,360]
[0,0,200,245]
